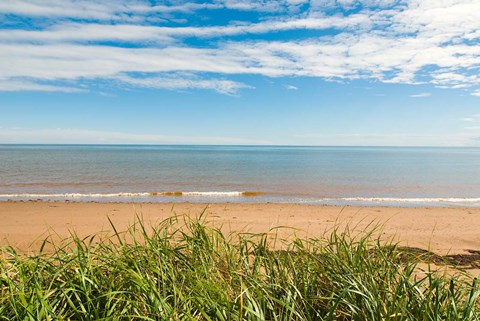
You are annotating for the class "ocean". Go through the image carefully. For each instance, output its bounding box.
[1,145,479,207]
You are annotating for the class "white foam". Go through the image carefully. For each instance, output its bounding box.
[324,197,480,203]
[1,193,479,205]
[182,191,244,196]
[0,191,246,199]
[0,193,152,198]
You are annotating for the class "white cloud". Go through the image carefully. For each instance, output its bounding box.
[1,30,478,93]
[0,15,370,44]
[464,126,480,131]
[461,114,480,123]
[431,72,480,89]
[310,0,400,11]
[0,0,222,20]
[2,127,478,146]
[295,132,480,147]
[285,85,298,90]
[0,78,86,92]
[0,0,479,94]
[409,92,431,98]
[0,0,321,19]
[0,127,272,145]
[0,0,130,20]
[0,43,257,87]
[117,74,252,95]
[0,24,175,44]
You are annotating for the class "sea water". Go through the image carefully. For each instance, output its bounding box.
[1,145,479,207]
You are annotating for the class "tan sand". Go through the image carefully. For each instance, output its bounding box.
[1,201,480,257]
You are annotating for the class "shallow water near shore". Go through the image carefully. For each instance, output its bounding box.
[1,144,479,207]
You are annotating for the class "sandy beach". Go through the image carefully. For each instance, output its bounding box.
[1,201,480,256]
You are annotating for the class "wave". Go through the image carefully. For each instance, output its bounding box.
[0,191,263,199]
[0,193,151,198]
[323,197,480,204]
[1,193,479,205]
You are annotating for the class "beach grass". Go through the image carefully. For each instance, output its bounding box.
[0,212,479,320]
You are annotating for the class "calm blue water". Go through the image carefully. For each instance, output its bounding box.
[1,145,479,206]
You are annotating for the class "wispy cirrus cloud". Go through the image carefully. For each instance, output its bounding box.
[0,0,135,20]
[0,127,271,145]
[0,0,479,95]
[410,92,431,98]
[0,0,222,20]
[0,0,313,20]
[1,34,477,85]
[0,78,86,92]
[0,15,371,44]
[295,132,480,147]
[461,114,480,122]
[117,73,252,95]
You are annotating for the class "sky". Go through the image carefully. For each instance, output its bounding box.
[0,0,479,146]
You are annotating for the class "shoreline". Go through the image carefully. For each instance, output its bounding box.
[2,199,479,209]
[1,201,480,256]
[1,195,480,208]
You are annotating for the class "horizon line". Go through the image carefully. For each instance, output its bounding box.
[0,143,478,148]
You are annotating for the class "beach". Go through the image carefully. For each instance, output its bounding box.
[1,201,480,256]
[3,2,480,317]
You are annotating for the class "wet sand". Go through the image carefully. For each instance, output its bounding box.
[1,201,480,257]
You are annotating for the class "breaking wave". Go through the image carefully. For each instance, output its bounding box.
[322,197,480,204]
[0,191,263,199]
[1,193,479,206]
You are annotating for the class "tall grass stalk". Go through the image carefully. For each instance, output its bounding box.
[0,213,478,320]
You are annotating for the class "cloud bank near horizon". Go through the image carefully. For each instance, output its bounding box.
[0,0,479,95]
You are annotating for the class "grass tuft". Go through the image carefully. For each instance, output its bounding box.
[0,213,479,320]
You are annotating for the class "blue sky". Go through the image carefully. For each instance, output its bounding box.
[0,0,479,146]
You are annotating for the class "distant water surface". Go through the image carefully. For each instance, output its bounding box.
[1,145,479,207]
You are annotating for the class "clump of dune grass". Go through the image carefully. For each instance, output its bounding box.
[0,212,479,320]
